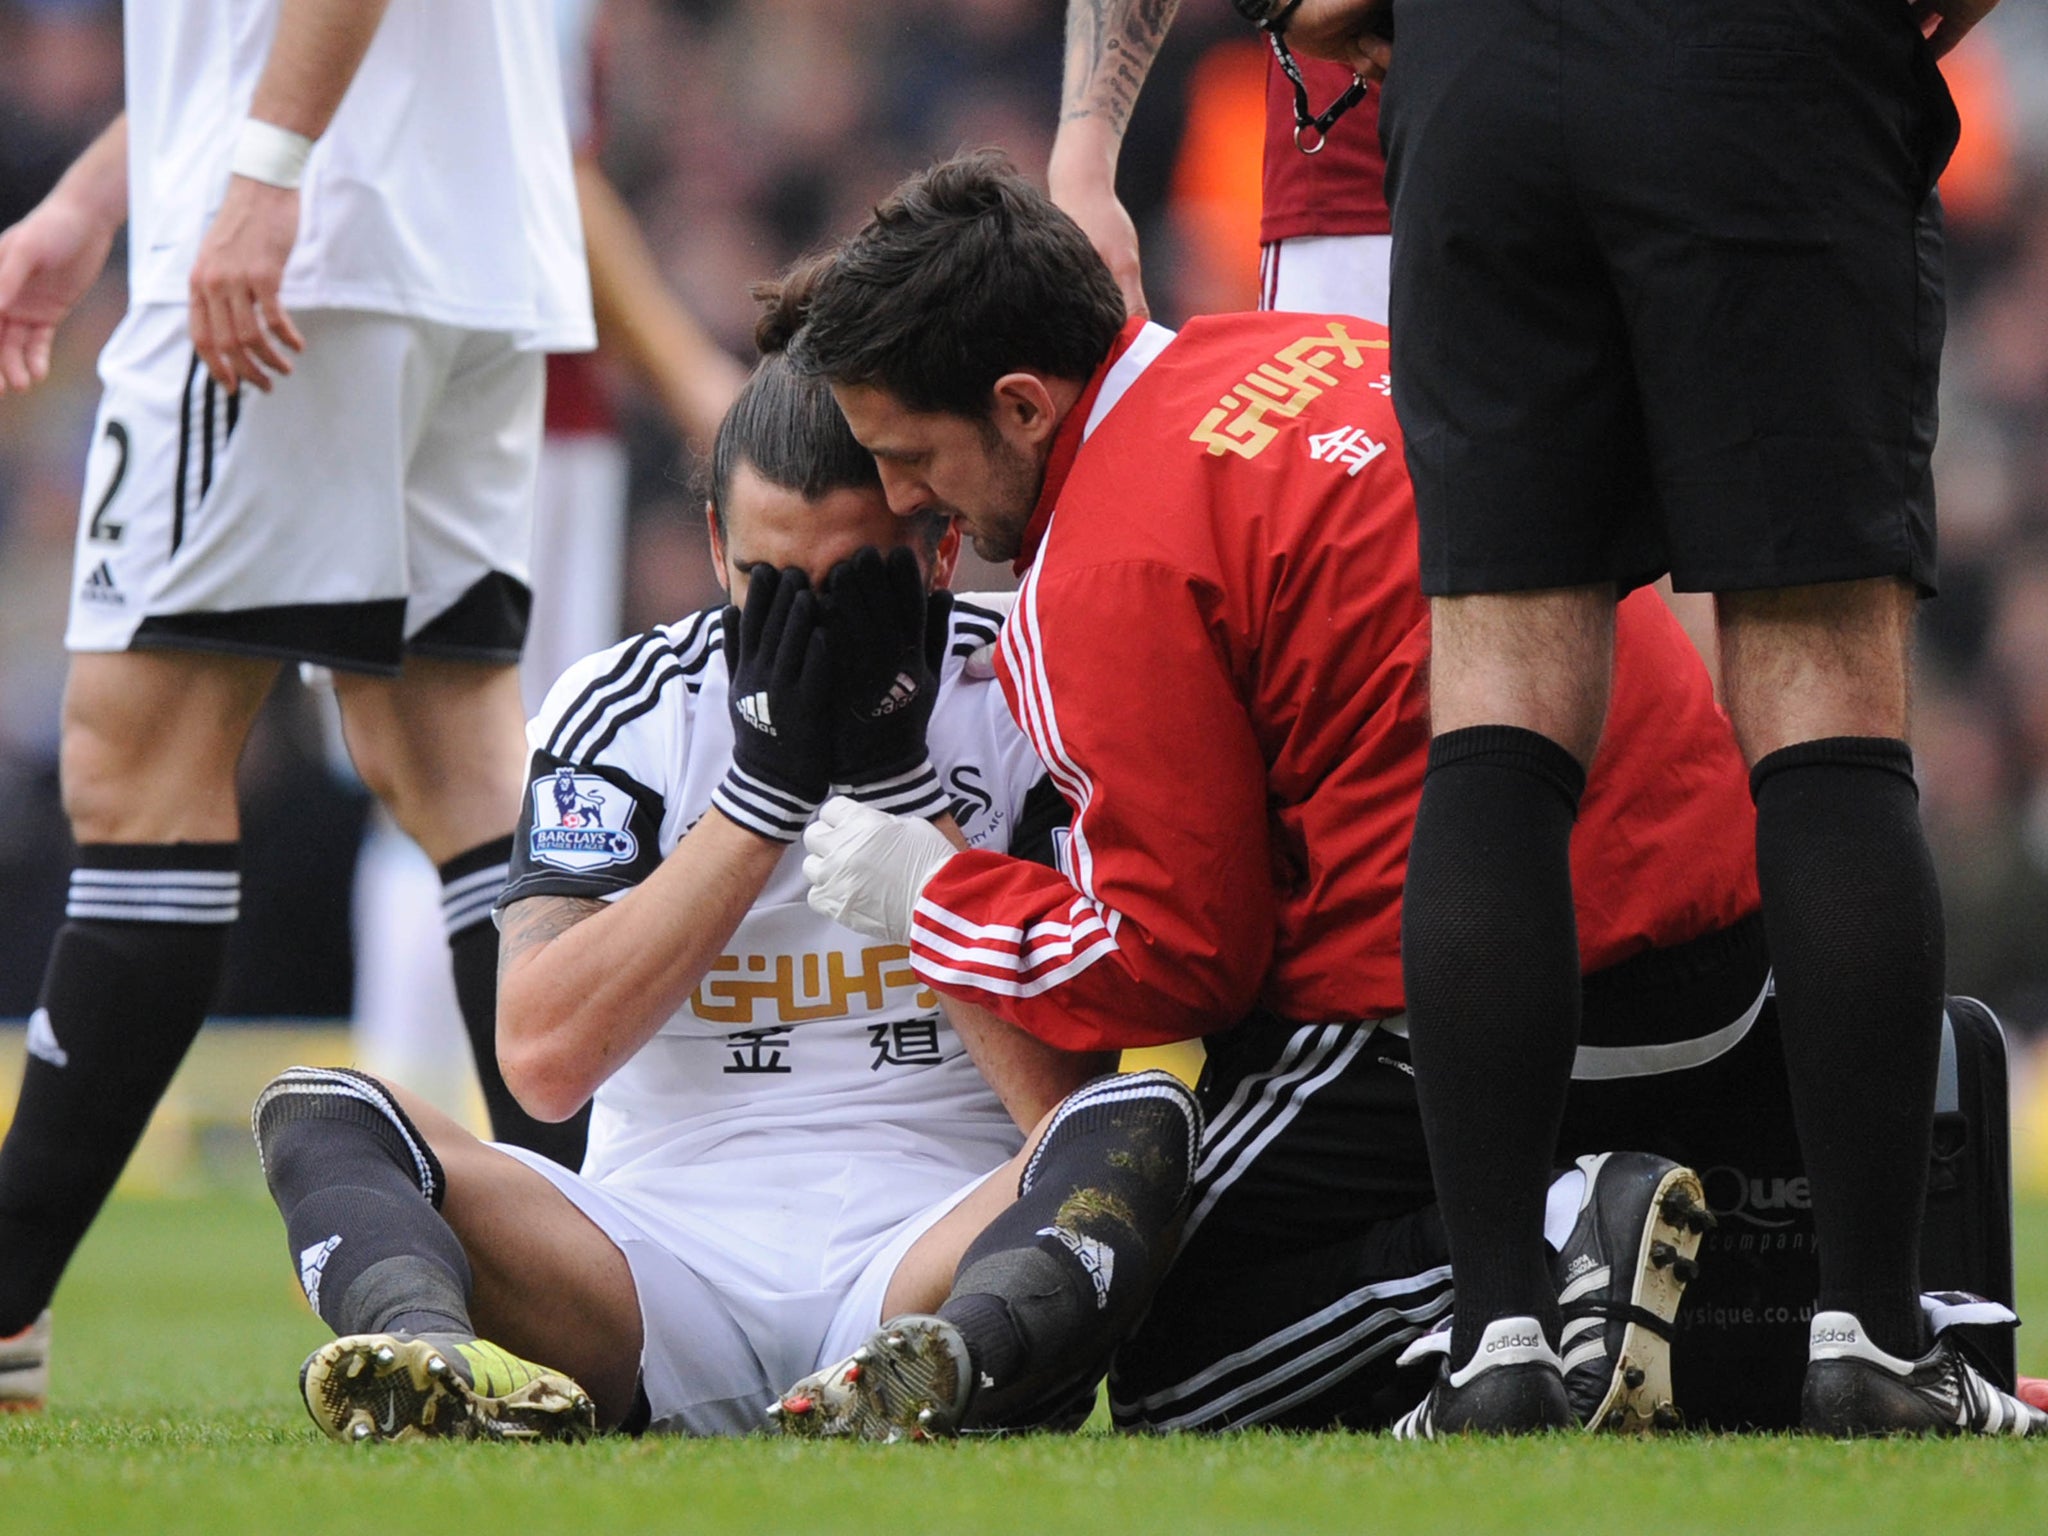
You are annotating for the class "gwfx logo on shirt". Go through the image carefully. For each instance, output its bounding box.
[1190,321,1389,461]
[692,944,939,1026]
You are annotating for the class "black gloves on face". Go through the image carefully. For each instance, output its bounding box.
[714,547,955,843]
[823,546,950,819]
[712,565,835,841]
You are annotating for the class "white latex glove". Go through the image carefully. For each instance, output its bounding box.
[802,794,957,944]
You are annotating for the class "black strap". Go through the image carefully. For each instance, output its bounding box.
[1258,15,1370,155]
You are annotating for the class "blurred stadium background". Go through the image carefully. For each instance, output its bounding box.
[3,0,2048,1198]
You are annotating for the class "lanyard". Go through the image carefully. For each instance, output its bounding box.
[1234,0,1372,154]
[1267,26,1370,154]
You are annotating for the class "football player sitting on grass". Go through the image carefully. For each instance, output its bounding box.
[252,306,1201,1442]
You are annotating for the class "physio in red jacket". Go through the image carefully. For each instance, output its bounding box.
[774,152,2038,1436]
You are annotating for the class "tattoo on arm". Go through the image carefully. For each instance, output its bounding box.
[496,895,605,983]
[1062,0,1182,134]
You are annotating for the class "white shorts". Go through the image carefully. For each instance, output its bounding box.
[66,304,544,675]
[499,1144,993,1437]
[1259,233,1392,322]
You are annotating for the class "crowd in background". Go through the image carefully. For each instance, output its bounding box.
[3,0,2048,1035]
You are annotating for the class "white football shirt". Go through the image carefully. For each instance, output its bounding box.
[554,0,599,151]
[500,594,1054,1201]
[125,0,593,350]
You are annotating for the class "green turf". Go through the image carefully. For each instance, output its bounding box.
[5,1192,2048,1535]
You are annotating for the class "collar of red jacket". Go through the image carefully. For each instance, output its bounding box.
[1012,316,1150,576]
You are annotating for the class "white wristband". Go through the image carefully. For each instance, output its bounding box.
[229,119,314,190]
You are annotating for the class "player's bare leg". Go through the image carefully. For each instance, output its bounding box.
[58,650,279,842]
[332,659,584,1166]
[1399,584,1614,1432]
[333,658,526,866]
[770,1071,1200,1440]
[400,1085,641,1413]
[255,1068,640,1442]
[0,650,275,1374]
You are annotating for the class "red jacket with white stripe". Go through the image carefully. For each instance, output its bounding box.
[912,315,1760,1051]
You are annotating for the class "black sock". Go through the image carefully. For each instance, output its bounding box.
[442,837,588,1170]
[1753,738,1942,1358]
[937,1070,1200,1429]
[0,844,237,1335]
[254,1067,474,1338]
[1402,726,1585,1365]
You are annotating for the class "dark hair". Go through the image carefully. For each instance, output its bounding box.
[704,280,945,556]
[705,273,882,544]
[776,150,1126,417]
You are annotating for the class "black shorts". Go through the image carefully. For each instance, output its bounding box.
[1113,919,2017,1432]
[1380,0,1959,597]
[1108,1015,1451,1432]
[1110,919,1780,1432]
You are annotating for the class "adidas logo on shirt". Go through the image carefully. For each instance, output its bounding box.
[80,560,123,605]
[735,691,776,736]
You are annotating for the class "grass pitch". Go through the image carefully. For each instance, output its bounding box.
[4,1192,2048,1535]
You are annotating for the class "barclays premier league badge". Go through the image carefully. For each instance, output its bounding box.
[530,767,638,871]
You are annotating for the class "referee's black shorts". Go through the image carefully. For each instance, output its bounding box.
[1380,0,1961,597]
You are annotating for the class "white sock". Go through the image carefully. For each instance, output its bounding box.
[1543,1168,1587,1252]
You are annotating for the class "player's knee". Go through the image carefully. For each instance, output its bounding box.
[252,1066,449,1209]
[337,675,524,851]
[58,716,228,842]
[1118,1070,1203,1199]
[333,696,409,810]
[59,657,259,841]
[57,737,143,841]
[1023,1069,1203,1207]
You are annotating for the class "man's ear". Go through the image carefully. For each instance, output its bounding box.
[705,502,731,595]
[989,372,1067,450]
[930,518,962,591]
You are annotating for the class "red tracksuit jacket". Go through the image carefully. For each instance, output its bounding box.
[913,315,1760,1050]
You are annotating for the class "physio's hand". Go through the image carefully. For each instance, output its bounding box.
[0,198,117,394]
[803,795,957,944]
[2020,1374,2048,1413]
[1048,137,1149,321]
[1284,0,1395,82]
[188,175,306,394]
[715,566,835,842]
[823,546,946,804]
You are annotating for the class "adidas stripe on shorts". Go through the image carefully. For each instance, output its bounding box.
[65,304,543,675]
[1109,1014,1453,1431]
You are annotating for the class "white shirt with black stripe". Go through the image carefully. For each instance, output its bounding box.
[500,593,1048,1198]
